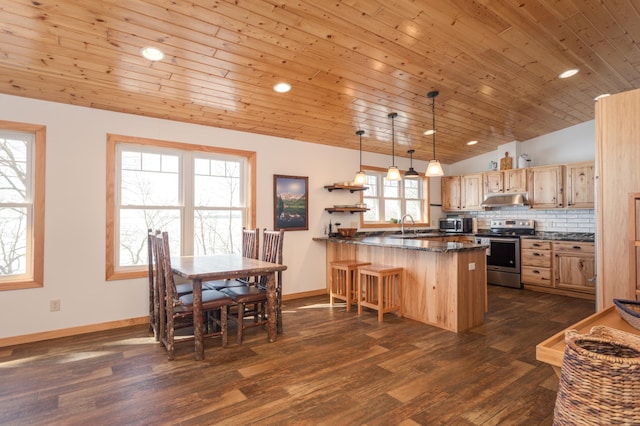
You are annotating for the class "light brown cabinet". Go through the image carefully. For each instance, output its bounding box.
[565,162,594,209]
[461,173,483,210]
[528,165,564,209]
[441,176,461,211]
[522,239,595,299]
[483,169,527,196]
[521,239,553,288]
[553,241,595,294]
[596,88,640,308]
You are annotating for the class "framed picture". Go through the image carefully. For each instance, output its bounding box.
[274,175,308,231]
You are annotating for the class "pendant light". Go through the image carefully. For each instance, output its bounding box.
[386,112,401,181]
[404,149,420,178]
[425,91,444,177]
[353,130,367,185]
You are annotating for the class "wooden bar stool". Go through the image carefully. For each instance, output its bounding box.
[357,265,403,322]
[330,260,370,311]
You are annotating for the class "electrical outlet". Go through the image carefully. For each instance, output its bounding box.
[50,299,61,312]
[468,262,476,271]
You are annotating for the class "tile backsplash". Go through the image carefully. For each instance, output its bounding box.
[459,207,595,233]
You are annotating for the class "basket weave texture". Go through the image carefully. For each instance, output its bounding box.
[553,325,640,425]
[614,299,640,330]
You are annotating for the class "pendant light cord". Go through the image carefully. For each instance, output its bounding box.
[388,112,397,166]
[432,94,436,160]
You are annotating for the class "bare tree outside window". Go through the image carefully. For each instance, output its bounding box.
[116,148,246,269]
[0,136,29,278]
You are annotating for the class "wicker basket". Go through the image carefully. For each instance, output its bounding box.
[553,325,640,425]
[614,299,640,330]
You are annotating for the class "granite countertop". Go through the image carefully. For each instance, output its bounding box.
[520,232,595,242]
[313,235,487,253]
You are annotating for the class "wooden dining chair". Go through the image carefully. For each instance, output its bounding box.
[221,229,284,343]
[156,231,234,360]
[148,229,161,341]
[207,227,260,290]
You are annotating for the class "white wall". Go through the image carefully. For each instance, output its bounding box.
[0,94,595,339]
[0,94,428,339]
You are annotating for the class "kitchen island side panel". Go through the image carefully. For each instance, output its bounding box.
[332,242,487,332]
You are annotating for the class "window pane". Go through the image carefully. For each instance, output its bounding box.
[194,210,243,255]
[383,179,399,197]
[406,200,422,221]
[384,199,401,222]
[404,179,420,199]
[195,159,242,207]
[364,175,378,196]
[119,209,181,266]
[0,138,28,203]
[363,198,379,222]
[0,207,27,276]
[121,152,180,206]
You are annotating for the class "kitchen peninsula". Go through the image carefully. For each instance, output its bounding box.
[314,234,488,332]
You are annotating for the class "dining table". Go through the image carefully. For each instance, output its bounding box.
[171,254,287,360]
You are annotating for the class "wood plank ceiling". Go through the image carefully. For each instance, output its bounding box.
[1,0,639,164]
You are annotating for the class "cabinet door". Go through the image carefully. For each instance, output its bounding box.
[565,162,594,208]
[528,165,564,208]
[461,174,483,210]
[555,253,596,293]
[441,176,461,211]
[504,169,527,192]
[483,171,503,195]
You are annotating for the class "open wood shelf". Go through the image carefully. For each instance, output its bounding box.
[324,184,368,193]
[325,207,368,214]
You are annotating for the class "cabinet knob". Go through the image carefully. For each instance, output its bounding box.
[533,270,540,274]
[572,245,581,250]
[533,252,541,256]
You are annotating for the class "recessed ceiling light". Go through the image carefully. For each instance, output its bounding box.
[423,129,436,136]
[467,140,478,145]
[273,82,292,93]
[140,47,164,61]
[594,93,611,101]
[559,68,579,79]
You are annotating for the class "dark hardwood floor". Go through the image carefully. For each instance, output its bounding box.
[0,285,594,425]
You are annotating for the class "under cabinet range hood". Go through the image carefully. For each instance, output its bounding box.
[481,192,529,208]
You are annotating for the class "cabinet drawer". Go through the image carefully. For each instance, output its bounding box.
[522,266,552,286]
[521,239,551,250]
[521,249,552,267]
[552,241,595,253]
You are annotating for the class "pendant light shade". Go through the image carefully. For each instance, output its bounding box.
[386,112,401,181]
[353,130,367,185]
[404,149,420,178]
[425,91,444,177]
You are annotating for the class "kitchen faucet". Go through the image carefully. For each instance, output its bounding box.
[401,214,415,235]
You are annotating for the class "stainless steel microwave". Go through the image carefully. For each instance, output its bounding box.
[439,217,473,233]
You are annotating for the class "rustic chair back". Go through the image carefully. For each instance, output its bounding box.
[242,227,260,259]
[147,229,160,340]
[260,229,285,333]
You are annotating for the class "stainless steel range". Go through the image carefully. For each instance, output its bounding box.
[474,219,535,289]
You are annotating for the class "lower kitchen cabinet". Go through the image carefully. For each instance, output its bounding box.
[521,239,595,300]
[554,241,595,295]
[521,239,553,288]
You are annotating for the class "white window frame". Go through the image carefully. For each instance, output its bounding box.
[0,121,45,290]
[360,167,430,228]
[106,134,256,281]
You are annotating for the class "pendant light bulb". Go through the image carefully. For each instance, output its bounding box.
[425,91,445,177]
[353,130,367,185]
[386,112,401,181]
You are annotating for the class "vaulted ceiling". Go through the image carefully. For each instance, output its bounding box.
[1,1,639,164]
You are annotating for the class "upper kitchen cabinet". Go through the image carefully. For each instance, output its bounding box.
[528,165,564,209]
[565,161,594,209]
[483,171,504,195]
[483,169,527,195]
[504,169,527,193]
[442,176,461,211]
[461,174,483,211]
[597,88,640,309]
